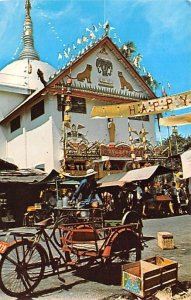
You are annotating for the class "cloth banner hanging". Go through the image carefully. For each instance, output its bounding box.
[159,112,191,126]
[91,91,191,118]
[181,150,191,179]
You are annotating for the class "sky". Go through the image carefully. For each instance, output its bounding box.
[0,0,190,140]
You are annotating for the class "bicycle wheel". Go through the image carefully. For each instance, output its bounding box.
[0,240,45,297]
[121,210,143,238]
[108,230,141,264]
[52,215,77,247]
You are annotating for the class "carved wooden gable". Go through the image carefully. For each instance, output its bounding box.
[48,37,155,102]
[69,45,149,99]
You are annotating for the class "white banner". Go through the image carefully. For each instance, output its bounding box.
[159,112,191,126]
[91,91,191,118]
[181,150,191,179]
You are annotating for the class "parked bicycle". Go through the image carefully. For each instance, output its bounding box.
[0,209,142,298]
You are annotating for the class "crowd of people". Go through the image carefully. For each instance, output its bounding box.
[34,169,189,222]
[125,179,189,218]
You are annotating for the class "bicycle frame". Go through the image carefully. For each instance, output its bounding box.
[0,214,143,298]
[2,223,68,280]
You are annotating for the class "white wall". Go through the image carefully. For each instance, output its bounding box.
[4,95,63,172]
[69,98,156,145]
[3,93,156,173]
[0,91,26,120]
[0,125,7,159]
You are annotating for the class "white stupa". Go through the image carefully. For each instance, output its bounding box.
[0,0,55,91]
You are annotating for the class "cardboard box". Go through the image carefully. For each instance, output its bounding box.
[157,232,175,250]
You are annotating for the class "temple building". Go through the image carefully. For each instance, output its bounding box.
[0,0,157,177]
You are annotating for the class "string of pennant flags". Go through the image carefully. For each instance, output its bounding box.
[10,1,171,96]
[57,21,117,62]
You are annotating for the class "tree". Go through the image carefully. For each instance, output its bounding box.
[120,41,136,60]
[161,132,191,156]
[142,72,160,92]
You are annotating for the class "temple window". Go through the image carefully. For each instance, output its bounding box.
[129,115,149,121]
[71,97,86,114]
[31,100,44,120]
[10,116,21,132]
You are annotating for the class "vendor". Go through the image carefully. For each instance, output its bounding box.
[48,191,57,208]
[72,168,102,208]
[141,185,154,217]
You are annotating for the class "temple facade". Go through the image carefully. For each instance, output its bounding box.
[0,0,157,176]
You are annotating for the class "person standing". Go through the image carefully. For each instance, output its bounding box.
[48,191,57,208]
[168,182,180,215]
[186,178,191,214]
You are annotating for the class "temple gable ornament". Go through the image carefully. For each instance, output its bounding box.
[96,47,113,87]
[72,64,92,83]
[96,47,113,77]
[118,71,133,91]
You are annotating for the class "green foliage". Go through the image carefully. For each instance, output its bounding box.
[120,41,136,60]
[161,133,191,155]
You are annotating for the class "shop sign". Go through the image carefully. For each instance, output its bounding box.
[100,144,144,157]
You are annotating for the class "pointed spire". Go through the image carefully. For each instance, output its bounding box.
[18,0,40,60]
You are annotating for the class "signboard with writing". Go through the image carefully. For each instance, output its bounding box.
[91,91,191,118]
[100,144,144,157]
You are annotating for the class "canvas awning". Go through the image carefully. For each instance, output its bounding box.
[0,169,58,184]
[159,113,191,126]
[97,181,126,188]
[98,165,173,184]
[119,165,173,182]
[38,169,59,183]
[181,149,191,179]
[98,172,127,183]
[0,159,18,171]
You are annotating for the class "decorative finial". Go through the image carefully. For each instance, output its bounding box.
[25,0,31,16]
[103,21,110,36]
[18,0,40,60]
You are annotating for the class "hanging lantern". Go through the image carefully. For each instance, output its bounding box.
[141,127,146,134]
[131,152,136,159]
[65,95,72,112]
[132,162,136,169]
[64,114,71,123]
[129,135,133,141]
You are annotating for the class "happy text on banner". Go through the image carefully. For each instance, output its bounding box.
[91,91,191,118]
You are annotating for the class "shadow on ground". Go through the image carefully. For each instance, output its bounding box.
[73,263,123,285]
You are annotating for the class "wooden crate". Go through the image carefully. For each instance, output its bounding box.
[157,232,175,250]
[122,260,161,298]
[122,256,178,298]
[145,256,178,288]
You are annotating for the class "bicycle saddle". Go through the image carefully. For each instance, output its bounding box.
[34,217,53,227]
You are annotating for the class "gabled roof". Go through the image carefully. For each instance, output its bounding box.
[47,36,156,100]
[0,35,156,124]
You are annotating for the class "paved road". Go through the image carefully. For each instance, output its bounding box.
[0,215,190,300]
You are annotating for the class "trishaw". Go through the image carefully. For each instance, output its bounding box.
[0,207,143,298]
